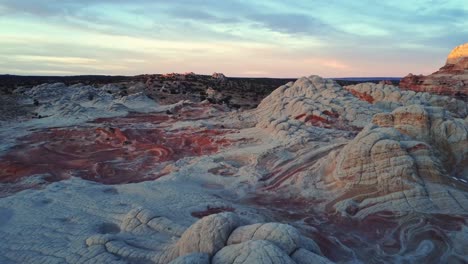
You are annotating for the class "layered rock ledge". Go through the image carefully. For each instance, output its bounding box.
[400,43,468,98]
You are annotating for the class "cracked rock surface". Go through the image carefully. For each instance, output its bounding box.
[1,73,467,263]
[83,209,332,264]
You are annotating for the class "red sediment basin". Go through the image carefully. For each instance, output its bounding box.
[0,113,237,194]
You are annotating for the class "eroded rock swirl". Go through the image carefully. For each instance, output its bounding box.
[0,72,467,263]
[246,75,468,263]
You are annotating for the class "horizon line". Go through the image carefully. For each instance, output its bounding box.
[0,73,403,79]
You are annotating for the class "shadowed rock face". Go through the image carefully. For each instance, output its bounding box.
[400,43,468,98]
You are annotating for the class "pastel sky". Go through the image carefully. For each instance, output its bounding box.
[0,0,467,77]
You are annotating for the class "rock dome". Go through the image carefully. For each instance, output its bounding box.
[446,43,468,65]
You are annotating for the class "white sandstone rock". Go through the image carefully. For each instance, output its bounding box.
[227,222,320,255]
[212,240,295,264]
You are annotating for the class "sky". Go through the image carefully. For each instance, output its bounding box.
[0,0,467,77]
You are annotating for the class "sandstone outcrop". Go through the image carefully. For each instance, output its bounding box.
[345,82,467,117]
[400,43,468,98]
[227,223,321,255]
[255,107,468,219]
[446,43,468,66]
[212,240,295,264]
[251,76,468,219]
[328,105,468,217]
[121,208,186,236]
[18,82,158,122]
[255,75,379,139]
[167,212,240,260]
[86,211,333,264]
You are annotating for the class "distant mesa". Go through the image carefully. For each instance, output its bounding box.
[400,42,468,98]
